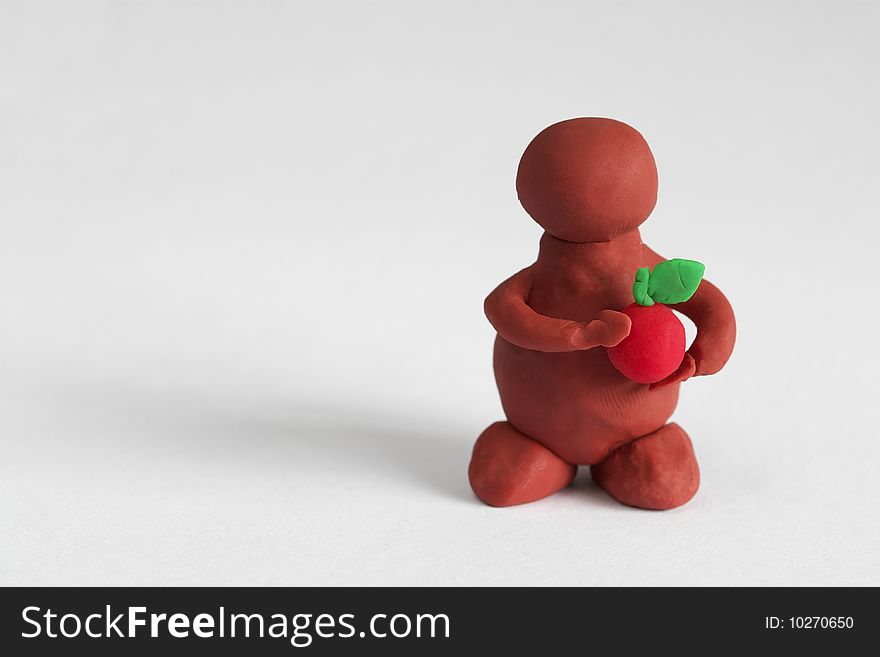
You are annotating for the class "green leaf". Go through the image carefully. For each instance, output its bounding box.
[647,258,705,304]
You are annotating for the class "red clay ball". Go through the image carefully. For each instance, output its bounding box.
[607,303,685,384]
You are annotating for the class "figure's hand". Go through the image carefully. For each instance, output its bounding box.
[687,341,727,377]
[649,352,696,390]
[573,310,631,349]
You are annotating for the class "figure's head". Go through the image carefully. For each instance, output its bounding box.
[516,118,658,242]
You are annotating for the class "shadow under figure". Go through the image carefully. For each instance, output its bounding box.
[469,118,736,510]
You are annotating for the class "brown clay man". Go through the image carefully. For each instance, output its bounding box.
[469,118,736,510]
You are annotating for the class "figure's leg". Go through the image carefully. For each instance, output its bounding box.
[591,423,699,510]
[468,421,576,507]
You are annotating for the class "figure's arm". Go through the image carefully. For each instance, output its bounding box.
[642,246,736,386]
[484,266,631,352]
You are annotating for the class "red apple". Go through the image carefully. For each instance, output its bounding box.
[607,303,685,384]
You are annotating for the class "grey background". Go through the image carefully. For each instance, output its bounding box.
[1,0,878,585]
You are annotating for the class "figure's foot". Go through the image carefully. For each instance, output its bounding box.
[468,421,576,507]
[591,423,699,510]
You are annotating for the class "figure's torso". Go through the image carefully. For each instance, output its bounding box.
[527,230,644,320]
[494,230,679,464]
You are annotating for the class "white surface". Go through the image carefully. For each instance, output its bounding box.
[2,0,879,586]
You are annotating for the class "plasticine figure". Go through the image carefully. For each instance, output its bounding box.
[469,118,736,510]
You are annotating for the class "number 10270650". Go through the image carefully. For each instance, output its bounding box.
[765,616,854,630]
